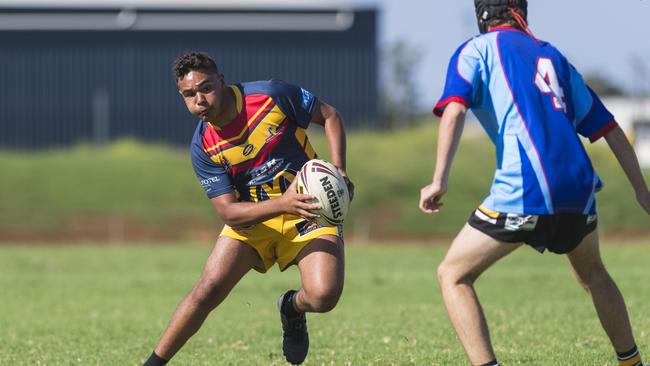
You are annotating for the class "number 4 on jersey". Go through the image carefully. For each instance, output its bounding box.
[534,58,567,113]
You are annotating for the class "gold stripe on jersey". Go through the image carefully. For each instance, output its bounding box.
[294,127,316,159]
[210,104,288,167]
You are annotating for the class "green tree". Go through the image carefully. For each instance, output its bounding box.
[380,40,423,129]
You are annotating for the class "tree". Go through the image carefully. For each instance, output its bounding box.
[380,40,423,129]
[583,74,625,97]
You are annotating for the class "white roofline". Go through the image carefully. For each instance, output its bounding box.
[0,0,360,10]
[0,10,357,31]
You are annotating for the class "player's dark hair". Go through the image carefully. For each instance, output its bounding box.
[486,7,527,30]
[475,0,528,33]
[172,51,219,81]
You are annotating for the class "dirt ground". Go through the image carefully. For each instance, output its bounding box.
[1,214,647,244]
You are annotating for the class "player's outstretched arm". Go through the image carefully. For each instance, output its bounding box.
[604,125,650,214]
[309,100,354,200]
[210,180,322,227]
[419,102,467,214]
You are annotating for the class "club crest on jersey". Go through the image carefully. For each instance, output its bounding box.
[266,124,286,143]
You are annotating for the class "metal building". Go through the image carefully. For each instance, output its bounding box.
[0,0,377,149]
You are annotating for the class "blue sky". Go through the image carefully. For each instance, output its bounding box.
[350,0,650,109]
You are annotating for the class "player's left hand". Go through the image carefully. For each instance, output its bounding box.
[419,181,447,214]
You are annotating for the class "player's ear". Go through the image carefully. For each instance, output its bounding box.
[217,73,226,87]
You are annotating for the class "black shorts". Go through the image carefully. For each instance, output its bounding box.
[467,206,598,254]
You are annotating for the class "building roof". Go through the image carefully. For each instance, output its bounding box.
[0,0,376,31]
[0,0,356,10]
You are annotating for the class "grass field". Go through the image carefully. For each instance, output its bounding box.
[1,122,649,240]
[1,242,649,366]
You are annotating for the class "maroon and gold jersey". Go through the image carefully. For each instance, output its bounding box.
[191,80,318,202]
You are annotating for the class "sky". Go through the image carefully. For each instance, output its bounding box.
[349,0,650,109]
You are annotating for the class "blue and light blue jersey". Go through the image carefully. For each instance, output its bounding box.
[434,26,618,215]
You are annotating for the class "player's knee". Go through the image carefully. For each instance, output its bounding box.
[304,285,342,313]
[191,277,226,309]
[579,267,612,292]
[437,261,476,288]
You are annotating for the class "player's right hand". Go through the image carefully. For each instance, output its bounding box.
[281,179,322,220]
[419,181,447,214]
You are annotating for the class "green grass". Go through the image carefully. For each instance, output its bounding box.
[1,242,649,365]
[1,122,648,238]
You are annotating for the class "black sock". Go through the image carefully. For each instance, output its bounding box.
[143,351,169,366]
[478,360,499,366]
[281,290,300,318]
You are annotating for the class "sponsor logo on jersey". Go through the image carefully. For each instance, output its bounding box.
[300,88,315,111]
[242,143,255,156]
[248,158,287,185]
[200,176,220,191]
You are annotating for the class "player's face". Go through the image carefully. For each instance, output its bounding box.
[177,69,229,123]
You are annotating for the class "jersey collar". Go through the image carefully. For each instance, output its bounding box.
[230,84,243,114]
[487,25,524,33]
[208,85,243,131]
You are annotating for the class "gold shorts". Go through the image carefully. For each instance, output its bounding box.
[220,214,342,273]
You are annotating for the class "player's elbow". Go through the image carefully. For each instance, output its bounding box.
[321,103,344,126]
[220,215,237,227]
[443,102,467,119]
[214,206,239,227]
[219,212,246,227]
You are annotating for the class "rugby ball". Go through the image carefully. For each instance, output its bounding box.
[296,159,350,227]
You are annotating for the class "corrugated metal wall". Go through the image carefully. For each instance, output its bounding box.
[0,9,377,149]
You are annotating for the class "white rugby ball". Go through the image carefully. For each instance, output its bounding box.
[296,159,350,227]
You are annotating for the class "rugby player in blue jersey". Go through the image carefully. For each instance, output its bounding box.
[419,1,650,365]
[143,52,353,366]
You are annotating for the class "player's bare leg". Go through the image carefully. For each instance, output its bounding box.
[437,224,521,365]
[277,234,344,365]
[153,236,263,361]
[567,230,637,354]
[294,235,345,313]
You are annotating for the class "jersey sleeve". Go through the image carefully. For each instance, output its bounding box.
[191,140,234,199]
[268,80,318,128]
[433,40,481,117]
[570,65,618,142]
